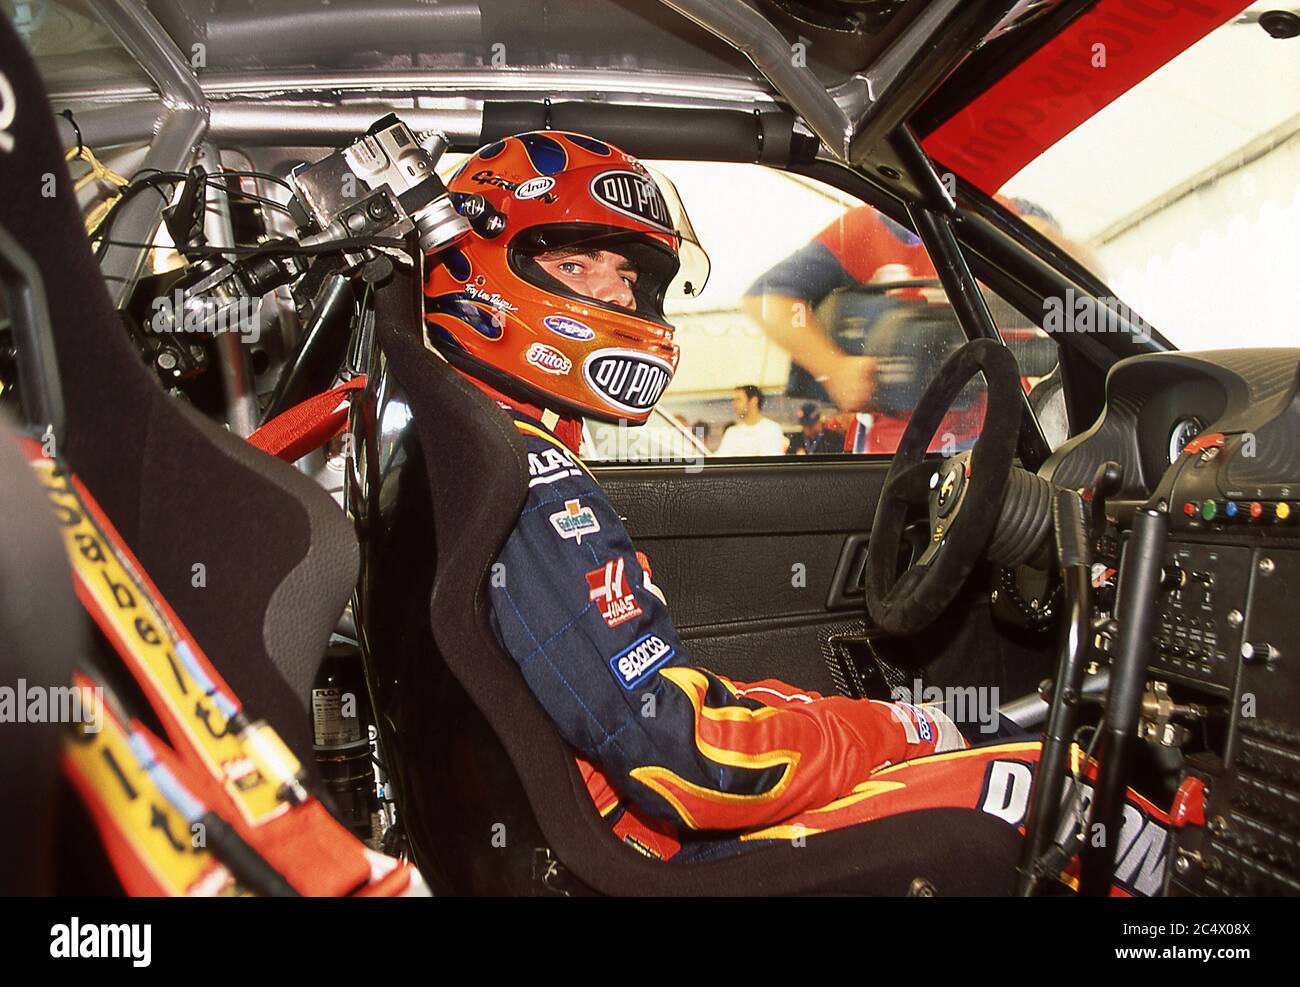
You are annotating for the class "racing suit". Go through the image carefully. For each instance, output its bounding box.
[474,377,969,860]
[467,381,1178,890]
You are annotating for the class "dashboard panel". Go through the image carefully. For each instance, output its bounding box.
[1042,348,1300,896]
[1038,350,1272,497]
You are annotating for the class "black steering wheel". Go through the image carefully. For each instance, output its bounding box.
[864,338,1024,635]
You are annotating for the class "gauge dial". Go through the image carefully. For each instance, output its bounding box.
[1168,416,1205,463]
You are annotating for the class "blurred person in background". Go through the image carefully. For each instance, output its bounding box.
[787,402,843,456]
[716,384,787,456]
[742,201,1087,454]
[691,419,716,453]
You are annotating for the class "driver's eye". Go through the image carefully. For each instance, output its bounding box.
[558,261,584,275]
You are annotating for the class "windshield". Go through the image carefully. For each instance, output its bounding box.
[5,0,152,93]
[996,3,1299,351]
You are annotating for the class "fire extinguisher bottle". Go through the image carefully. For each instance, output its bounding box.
[311,642,381,847]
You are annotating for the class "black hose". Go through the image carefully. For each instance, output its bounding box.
[262,274,355,423]
[1017,487,1092,895]
[1079,507,1167,895]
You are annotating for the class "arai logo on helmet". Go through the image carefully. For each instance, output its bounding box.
[589,170,672,232]
[543,315,595,341]
[515,176,556,200]
[525,342,572,376]
[583,349,673,414]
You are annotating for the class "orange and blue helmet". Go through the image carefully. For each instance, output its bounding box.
[423,131,708,423]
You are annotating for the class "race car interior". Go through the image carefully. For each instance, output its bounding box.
[0,0,1296,899]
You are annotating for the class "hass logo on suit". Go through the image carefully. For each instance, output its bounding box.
[586,557,643,628]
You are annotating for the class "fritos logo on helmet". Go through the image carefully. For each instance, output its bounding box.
[422,131,709,423]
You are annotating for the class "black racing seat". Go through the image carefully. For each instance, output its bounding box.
[356,265,1024,895]
[0,15,354,791]
[0,412,84,894]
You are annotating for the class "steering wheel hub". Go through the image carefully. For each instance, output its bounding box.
[935,457,966,517]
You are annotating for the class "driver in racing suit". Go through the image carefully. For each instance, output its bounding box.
[421,133,1173,883]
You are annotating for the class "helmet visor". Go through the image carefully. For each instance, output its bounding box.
[644,165,711,300]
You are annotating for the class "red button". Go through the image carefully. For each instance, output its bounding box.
[1183,502,1198,517]
[1250,501,1264,519]
[1171,776,1206,829]
[1183,432,1225,455]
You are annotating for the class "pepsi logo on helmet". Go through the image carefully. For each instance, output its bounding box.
[543,314,595,341]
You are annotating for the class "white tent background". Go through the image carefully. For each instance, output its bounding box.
[662,3,1300,397]
[440,5,1297,404]
[1002,2,1299,352]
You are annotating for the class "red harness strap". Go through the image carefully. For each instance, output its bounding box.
[23,440,415,896]
[247,376,367,462]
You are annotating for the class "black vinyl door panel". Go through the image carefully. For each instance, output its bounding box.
[593,459,891,695]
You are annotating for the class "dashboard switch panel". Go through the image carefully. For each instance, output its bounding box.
[1169,548,1300,896]
[1151,543,1251,690]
